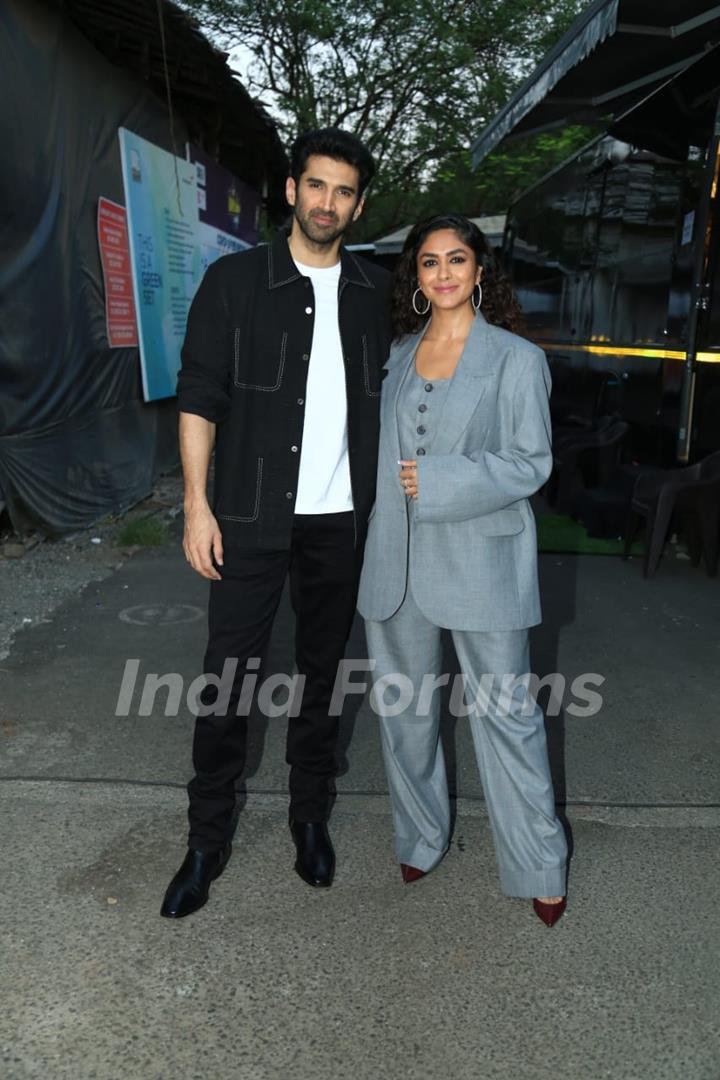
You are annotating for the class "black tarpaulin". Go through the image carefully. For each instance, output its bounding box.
[471,0,720,165]
[0,0,284,536]
[0,0,184,534]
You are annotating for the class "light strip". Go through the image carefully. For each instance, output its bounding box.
[539,343,720,363]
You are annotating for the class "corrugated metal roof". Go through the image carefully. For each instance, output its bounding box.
[371,215,507,255]
[42,0,288,215]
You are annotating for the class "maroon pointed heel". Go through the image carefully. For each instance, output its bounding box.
[400,863,426,884]
[533,897,567,927]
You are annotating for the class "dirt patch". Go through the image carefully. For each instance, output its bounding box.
[0,471,184,660]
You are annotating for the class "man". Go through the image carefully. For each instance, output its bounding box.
[161,128,392,918]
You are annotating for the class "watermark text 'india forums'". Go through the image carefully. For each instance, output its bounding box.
[116,659,605,719]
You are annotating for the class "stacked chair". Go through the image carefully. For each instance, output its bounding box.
[622,451,720,578]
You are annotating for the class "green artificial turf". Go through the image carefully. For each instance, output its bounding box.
[536,514,644,556]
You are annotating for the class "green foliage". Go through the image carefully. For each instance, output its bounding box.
[179,0,589,236]
[116,517,169,547]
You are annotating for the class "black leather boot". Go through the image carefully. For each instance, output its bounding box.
[160,843,232,918]
[289,821,335,887]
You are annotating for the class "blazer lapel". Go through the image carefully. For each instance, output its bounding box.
[430,313,495,456]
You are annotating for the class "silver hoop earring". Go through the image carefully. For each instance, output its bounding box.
[471,283,483,311]
[412,288,430,316]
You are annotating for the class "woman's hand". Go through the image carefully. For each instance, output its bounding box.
[399,459,418,500]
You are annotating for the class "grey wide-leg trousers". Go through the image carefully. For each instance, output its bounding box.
[364,587,567,898]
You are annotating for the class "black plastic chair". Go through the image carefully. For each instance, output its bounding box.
[547,418,629,511]
[622,451,720,578]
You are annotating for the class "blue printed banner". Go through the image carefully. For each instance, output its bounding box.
[119,129,262,401]
[119,128,202,401]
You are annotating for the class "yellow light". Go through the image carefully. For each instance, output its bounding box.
[538,343,720,364]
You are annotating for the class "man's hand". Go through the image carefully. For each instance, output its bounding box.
[178,412,220,579]
[183,503,224,580]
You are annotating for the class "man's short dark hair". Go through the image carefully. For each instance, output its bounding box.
[289,128,376,199]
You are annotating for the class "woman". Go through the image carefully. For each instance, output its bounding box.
[357,213,568,926]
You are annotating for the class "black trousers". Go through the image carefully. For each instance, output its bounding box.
[187,512,361,852]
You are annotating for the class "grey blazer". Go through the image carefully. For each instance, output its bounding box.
[357,312,552,632]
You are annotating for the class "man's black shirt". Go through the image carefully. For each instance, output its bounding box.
[177,232,393,549]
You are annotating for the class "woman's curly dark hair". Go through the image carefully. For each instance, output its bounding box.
[391,212,525,340]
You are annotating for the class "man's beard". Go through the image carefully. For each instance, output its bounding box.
[294,204,351,247]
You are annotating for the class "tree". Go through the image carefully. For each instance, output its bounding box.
[180,0,588,236]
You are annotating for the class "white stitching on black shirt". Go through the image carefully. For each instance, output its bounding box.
[217,457,264,522]
[234,330,287,391]
[361,335,380,397]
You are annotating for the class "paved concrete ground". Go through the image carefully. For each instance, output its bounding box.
[1,530,719,1079]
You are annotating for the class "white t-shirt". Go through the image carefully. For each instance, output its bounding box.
[293,259,353,514]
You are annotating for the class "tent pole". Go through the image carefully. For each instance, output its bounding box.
[677,93,720,462]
